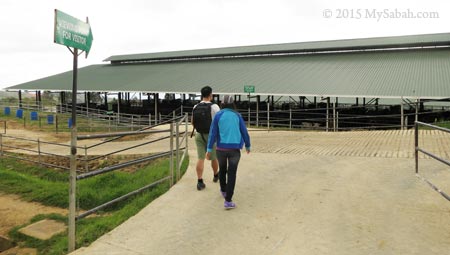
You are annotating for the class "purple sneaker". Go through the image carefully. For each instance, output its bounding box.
[221,191,226,198]
[224,201,236,210]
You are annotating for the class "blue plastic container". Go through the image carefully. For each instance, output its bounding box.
[4,107,11,115]
[16,109,23,119]
[47,115,54,125]
[30,111,38,121]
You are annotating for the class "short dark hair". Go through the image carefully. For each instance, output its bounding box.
[201,86,212,98]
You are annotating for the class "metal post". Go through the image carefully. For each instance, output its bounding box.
[326,97,330,132]
[85,92,89,118]
[18,90,22,108]
[0,134,3,157]
[149,114,151,126]
[247,94,251,128]
[68,48,79,253]
[131,115,134,131]
[333,100,336,132]
[267,101,270,131]
[176,120,180,181]
[38,138,41,166]
[400,97,404,130]
[117,99,121,127]
[289,108,292,130]
[185,113,188,151]
[256,95,259,127]
[415,121,419,174]
[84,145,88,172]
[415,98,419,123]
[169,122,174,187]
[154,93,158,125]
[336,112,339,131]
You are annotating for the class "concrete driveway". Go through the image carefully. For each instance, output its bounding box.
[71,129,450,255]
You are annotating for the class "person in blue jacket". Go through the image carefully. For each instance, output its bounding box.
[206,95,251,209]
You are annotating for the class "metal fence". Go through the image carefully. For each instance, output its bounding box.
[415,121,450,201]
[0,134,74,170]
[0,103,181,133]
[68,114,189,250]
[236,104,450,131]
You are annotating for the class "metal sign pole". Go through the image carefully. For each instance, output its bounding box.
[68,48,78,252]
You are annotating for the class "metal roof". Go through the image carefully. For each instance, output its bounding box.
[7,48,450,99]
[104,32,450,63]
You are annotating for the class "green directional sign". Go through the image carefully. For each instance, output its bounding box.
[244,85,255,93]
[54,9,93,54]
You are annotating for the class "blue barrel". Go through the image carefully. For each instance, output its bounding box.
[47,115,54,124]
[16,109,23,119]
[30,111,38,121]
[4,107,11,115]
[68,118,72,128]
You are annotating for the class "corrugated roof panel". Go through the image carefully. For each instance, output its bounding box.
[104,32,450,63]
[6,48,450,99]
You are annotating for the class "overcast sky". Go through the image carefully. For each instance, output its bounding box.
[1,0,449,90]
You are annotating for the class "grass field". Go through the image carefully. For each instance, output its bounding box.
[0,156,189,255]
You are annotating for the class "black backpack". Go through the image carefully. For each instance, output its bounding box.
[192,103,212,134]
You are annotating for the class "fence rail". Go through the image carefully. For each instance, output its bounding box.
[3,100,450,132]
[70,113,189,240]
[414,121,450,201]
[0,134,75,171]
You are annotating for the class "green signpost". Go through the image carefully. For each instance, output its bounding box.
[54,9,93,54]
[54,9,93,253]
[244,85,255,93]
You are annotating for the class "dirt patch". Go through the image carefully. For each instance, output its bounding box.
[0,193,66,237]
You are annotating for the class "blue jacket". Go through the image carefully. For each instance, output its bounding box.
[207,108,251,152]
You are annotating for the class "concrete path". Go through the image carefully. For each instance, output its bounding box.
[65,129,450,254]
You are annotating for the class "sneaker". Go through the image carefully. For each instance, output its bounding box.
[220,191,226,198]
[224,201,236,210]
[197,182,206,191]
[213,174,219,183]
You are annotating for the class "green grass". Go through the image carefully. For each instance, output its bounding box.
[435,121,450,129]
[0,155,189,255]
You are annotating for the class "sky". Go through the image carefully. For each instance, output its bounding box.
[1,0,449,90]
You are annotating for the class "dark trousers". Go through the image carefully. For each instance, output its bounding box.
[216,150,241,202]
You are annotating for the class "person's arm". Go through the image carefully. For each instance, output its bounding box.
[190,107,195,138]
[211,104,220,119]
[238,114,251,153]
[207,113,220,153]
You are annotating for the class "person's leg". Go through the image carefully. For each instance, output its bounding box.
[195,133,207,190]
[216,150,228,193]
[211,159,219,175]
[225,150,241,202]
[196,159,205,179]
[210,146,219,182]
